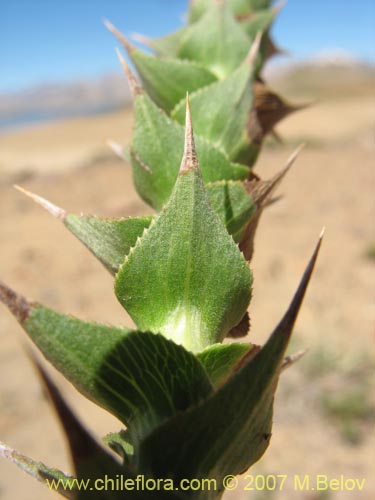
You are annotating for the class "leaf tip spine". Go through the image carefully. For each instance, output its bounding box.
[273,0,287,16]
[114,47,143,97]
[0,281,34,324]
[104,19,135,54]
[131,32,153,49]
[276,232,323,339]
[247,31,263,67]
[106,139,126,160]
[14,185,66,221]
[179,94,199,175]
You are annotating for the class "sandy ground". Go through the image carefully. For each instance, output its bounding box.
[0,92,374,499]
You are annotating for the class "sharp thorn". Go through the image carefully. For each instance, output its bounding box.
[273,232,324,340]
[281,348,309,372]
[264,143,306,200]
[247,31,263,67]
[265,195,283,207]
[247,144,304,207]
[179,94,199,174]
[114,47,143,97]
[277,142,305,178]
[0,281,34,323]
[106,139,126,160]
[273,0,287,15]
[0,441,75,499]
[14,185,66,221]
[131,32,153,48]
[103,19,135,53]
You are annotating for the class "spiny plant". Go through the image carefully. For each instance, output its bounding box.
[103,0,304,262]
[0,1,322,499]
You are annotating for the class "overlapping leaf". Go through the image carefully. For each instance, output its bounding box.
[14,186,153,276]
[0,283,212,443]
[171,56,254,160]
[137,237,322,483]
[197,342,256,388]
[138,1,276,70]
[107,14,299,221]
[206,181,256,242]
[0,0,317,497]
[116,103,252,352]
[65,214,152,275]
[178,3,252,79]
[133,27,187,57]
[127,48,217,113]
[130,90,249,209]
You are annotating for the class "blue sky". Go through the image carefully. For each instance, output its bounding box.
[1,0,374,93]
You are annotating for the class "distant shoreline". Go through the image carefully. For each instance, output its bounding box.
[0,103,126,134]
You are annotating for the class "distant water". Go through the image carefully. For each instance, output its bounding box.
[0,104,122,133]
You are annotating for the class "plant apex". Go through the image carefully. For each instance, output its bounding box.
[179,94,199,174]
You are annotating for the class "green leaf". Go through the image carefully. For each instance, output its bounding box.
[171,58,254,160]
[103,430,134,464]
[180,2,252,79]
[18,304,134,418]
[96,331,213,443]
[131,92,249,210]
[116,103,252,352]
[65,214,153,275]
[129,49,217,113]
[188,0,210,23]
[134,27,188,57]
[0,283,212,442]
[13,186,153,276]
[137,236,323,481]
[206,181,256,241]
[247,0,273,10]
[241,8,275,39]
[197,343,256,388]
[72,177,258,250]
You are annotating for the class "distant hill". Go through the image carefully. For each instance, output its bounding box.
[1,53,373,131]
[0,73,131,131]
[265,54,375,99]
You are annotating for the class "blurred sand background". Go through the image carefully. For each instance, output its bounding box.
[0,63,374,499]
